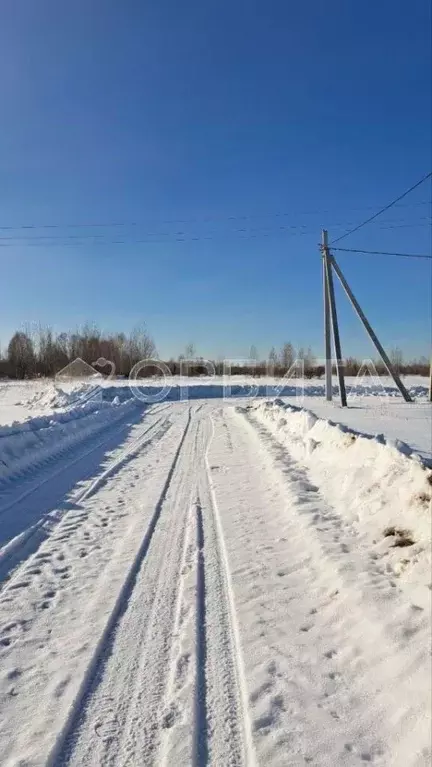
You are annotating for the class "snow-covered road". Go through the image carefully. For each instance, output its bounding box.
[0,401,430,766]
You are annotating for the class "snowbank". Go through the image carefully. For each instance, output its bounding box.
[0,397,138,486]
[123,378,430,402]
[249,399,432,597]
[21,382,104,411]
[23,376,431,404]
[8,376,430,423]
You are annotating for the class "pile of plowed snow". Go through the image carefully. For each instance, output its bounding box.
[10,375,430,418]
[0,397,137,486]
[249,399,432,604]
[22,382,103,411]
[125,377,430,401]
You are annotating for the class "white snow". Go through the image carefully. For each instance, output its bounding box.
[0,380,102,423]
[0,397,137,486]
[289,396,432,464]
[0,379,430,766]
[249,398,432,605]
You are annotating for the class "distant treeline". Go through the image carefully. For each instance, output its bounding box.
[0,324,156,380]
[163,359,430,378]
[0,327,429,380]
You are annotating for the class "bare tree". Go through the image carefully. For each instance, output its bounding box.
[345,357,361,376]
[296,346,316,377]
[4,321,158,379]
[8,332,35,379]
[249,345,258,361]
[305,346,316,370]
[280,342,295,369]
[123,324,156,372]
[132,324,156,360]
[36,325,70,376]
[390,347,403,374]
[185,342,196,358]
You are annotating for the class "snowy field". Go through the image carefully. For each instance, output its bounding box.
[0,377,430,766]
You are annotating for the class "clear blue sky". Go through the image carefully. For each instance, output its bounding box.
[1,0,431,361]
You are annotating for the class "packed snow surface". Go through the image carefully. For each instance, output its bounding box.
[0,379,430,766]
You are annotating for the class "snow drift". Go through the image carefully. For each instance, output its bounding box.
[0,397,139,486]
[249,399,432,600]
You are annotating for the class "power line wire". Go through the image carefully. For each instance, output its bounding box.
[330,171,432,245]
[2,229,431,251]
[0,212,429,249]
[331,246,432,260]
[0,230,314,248]
[0,226,314,242]
[375,221,431,229]
[0,200,430,232]
[0,217,429,244]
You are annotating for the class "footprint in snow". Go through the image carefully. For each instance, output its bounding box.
[324,649,337,659]
[253,693,285,732]
[161,703,180,729]
[94,713,122,743]
[344,743,384,762]
[175,652,190,688]
[54,676,71,699]
[266,659,278,676]
[52,564,70,574]
[6,667,21,680]
[249,679,274,703]
[0,620,27,647]
[9,581,30,591]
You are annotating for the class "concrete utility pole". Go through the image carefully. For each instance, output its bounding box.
[322,230,347,407]
[322,230,332,401]
[330,254,413,403]
[429,357,432,403]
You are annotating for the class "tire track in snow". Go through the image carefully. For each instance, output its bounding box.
[0,408,177,655]
[71,404,172,502]
[0,405,172,589]
[197,413,256,767]
[159,410,256,767]
[0,403,148,517]
[156,499,198,767]
[156,496,209,767]
[50,405,196,767]
[52,405,255,767]
[233,405,430,765]
[0,406,194,767]
[193,497,208,766]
